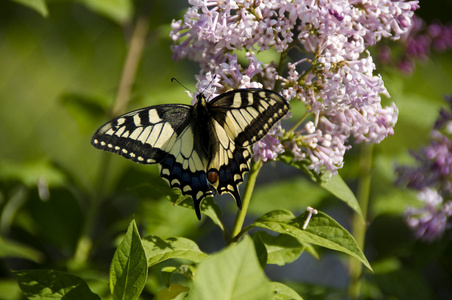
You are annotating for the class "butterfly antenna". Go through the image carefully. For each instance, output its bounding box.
[202,74,217,95]
[171,78,194,94]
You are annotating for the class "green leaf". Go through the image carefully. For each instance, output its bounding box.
[11,0,48,17]
[187,236,273,300]
[110,219,147,300]
[253,232,304,266]
[77,0,133,24]
[142,235,208,267]
[319,174,363,221]
[14,269,100,300]
[252,232,268,268]
[155,284,189,300]
[0,237,44,263]
[271,282,304,300]
[161,265,195,287]
[245,210,372,271]
[161,267,178,288]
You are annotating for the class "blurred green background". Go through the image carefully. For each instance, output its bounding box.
[1,0,452,299]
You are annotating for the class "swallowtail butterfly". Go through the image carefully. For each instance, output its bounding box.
[91,88,289,219]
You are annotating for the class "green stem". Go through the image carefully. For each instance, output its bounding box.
[348,143,373,299]
[230,159,263,241]
[287,111,310,134]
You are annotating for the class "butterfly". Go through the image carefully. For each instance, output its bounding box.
[91,88,289,219]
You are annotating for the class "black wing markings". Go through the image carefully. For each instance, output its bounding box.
[91,89,290,219]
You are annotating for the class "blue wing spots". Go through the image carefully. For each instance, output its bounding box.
[159,154,213,220]
[91,89,289,220]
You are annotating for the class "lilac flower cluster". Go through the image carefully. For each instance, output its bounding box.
[171,0,418,176]
[377,16,452,73]
[396,96,452,242]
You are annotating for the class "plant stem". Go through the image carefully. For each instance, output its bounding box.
[70,15,149,268]
[348,143,373,299]
[112,15,149,117]
[230,159,263,242]
[287,111,310,134]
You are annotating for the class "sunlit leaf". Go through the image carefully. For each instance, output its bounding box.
[77,0,133,24]
[245,210,372,271]
[271,282,304,300]
[319,174,363,221]
[14,269,100,299]
[253,232,304,266]
[110,219,147,300]
[252,232,268,268]
[142,235,208,267]
[0,237,44,263]
[155,284,189,300]
[187,236,273,300]
[161,265,195,288]
[11,0,48,17]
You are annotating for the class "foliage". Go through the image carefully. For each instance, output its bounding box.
[1,0,452,299]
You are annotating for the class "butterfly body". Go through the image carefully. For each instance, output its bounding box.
[92,89,289,219]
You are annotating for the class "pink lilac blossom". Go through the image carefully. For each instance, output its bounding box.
[376,16,452,74]
[405,188,452,242]
[396,96,452,242]
[171,0,418,176]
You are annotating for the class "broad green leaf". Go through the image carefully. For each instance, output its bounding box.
[77,0,133,24]
[14,269,100,300]
[110,219,147,300]
[161,267,177,288]
[142,236,208,267]
[319,174,363,221]
[245,210,372,271]
[0,237,43,263]
[271,282,304,300]
[187,236,273,300]
[253,232,304,266]
[252,232,268,268]
[156,284,189,300]
[161,265,195,287]
[11,0,48,17]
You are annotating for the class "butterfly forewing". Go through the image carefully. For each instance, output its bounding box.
[208,89,290,147]
[91,105,192,164]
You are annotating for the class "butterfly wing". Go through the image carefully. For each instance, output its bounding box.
[206,89,290,204]
[91,104,213,219]
[158,124,213,219]
[91,104,192,164]
[209,89,290,147]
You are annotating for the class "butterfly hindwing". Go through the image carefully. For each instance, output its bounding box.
[91,105,192,164]
[159,124,212,219]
